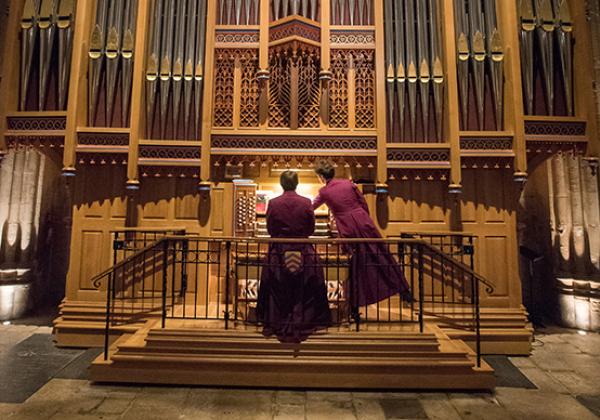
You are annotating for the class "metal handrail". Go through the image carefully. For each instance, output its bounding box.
[92,239,164,289]
[99,235,490,367]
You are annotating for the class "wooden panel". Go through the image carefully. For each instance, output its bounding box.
[481,171,506,223]
[79,230,106,290]
[387,182,413,223]
[481,236,510,297]
[175,180,199,220]
[460,175,477,224]
[139,179,174,220]
[415,182,448,224]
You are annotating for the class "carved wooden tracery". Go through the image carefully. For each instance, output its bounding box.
[329,50,350,128]
[213,50,235,127]
[212,49,260,128]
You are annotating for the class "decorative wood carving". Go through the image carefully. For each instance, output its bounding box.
[239,50,261,127]
[329,50,349,128]
[77,132,129,146]
[215,29,260,46]
[353,49,375,129]
[212,135,377,151]
[330,30,375,48]
[7,116,67,131]
[387,149,451,163]
[524,120,586,137]
[213,49,237,127]
[460,137,513,151]
[268,52,293,127]
[139,145,201,160]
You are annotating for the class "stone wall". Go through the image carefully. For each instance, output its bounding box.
[0,149,70,319]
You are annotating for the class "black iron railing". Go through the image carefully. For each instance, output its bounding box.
[111,228,186,266]
[401,231,477,270]
[95,235,494,367]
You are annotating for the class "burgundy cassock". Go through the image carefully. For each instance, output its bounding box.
[313,179,411,307]
[257,191,331,343]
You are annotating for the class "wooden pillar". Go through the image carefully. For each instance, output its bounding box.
[199,0,217,181]
[126,0,151,189]
[258,0,270,128]
[572,0,599,158]
[499,0,528,179]
[320,0,330,128]
[62,0,96,174]
[0,0,26,156]
[441,0,462,192]
[373,0,387,184]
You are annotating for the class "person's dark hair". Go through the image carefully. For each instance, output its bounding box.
[280,170,299,191]
[314,159,335,181]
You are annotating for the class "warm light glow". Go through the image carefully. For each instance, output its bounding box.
[578,330,587,336]
[2,321,10,326]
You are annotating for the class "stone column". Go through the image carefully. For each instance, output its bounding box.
[547,152,600,331]
[0,148,45,320]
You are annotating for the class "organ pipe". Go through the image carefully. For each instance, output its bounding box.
[57,0,75,111]
[20,0,40,111]
[38,0,58,111]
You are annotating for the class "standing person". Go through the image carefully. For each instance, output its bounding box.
[312,160,412,310]
[257,171,331,343]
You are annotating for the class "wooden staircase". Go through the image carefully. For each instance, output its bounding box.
[90,321,495,390]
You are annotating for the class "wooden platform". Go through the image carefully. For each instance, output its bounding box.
[90,320,496,390]
[54,299,533,355]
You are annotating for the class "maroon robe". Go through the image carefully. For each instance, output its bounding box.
[257,191,331,343]
[313,179,411,307]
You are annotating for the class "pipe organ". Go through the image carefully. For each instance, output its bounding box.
[19,0,75,111]
[518,0,573,116]
[145,0,208,139]
[454,0,504,131]
[88,0,137,127]
[1,0,598,343]
[384,0,445,142]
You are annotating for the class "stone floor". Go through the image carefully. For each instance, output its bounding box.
[0,323,599,419]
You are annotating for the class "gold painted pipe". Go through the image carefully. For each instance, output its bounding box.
[535,0,555,115]
[38,0,58,111]
[194,0,208,139]
[468,0,486,130]
[405,0,418,141]
[121,0,136,126]
[555,0,573,116]
[454,0,470,130]
[416,0,430,140]
[159,0,175,138]
[184,0,198,138]
[172,0,188,137]
[429,0,444,142]
[20,0,41,111]
[105,0,125,126]
[519,0,536,115]
[88,0,109,125]
[384,0,395,139]
[57,0,75,111]
[146,0,164,137]
[484,0,504,129]
[394,0,406,141]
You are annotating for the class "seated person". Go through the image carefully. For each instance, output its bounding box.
[257,171,331,343]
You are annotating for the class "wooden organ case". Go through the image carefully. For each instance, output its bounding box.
[0,0,597,352]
